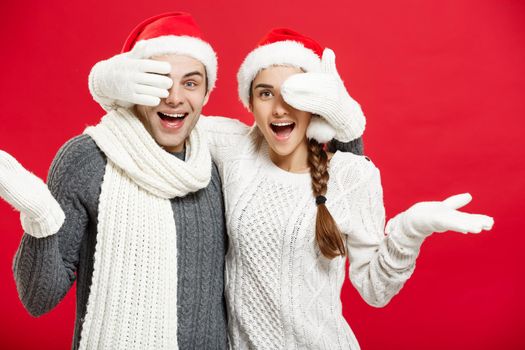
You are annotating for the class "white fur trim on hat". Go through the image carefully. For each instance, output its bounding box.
[237,41,321,109]
[306,116,336,143]
[129,35,218,92]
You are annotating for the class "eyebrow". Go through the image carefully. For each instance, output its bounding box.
[183,71,204,79]
[253,83,273,89]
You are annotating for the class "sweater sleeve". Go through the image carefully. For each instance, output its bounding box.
[343,160,421,308]
[12,135,102,317]
[198,115,253,164]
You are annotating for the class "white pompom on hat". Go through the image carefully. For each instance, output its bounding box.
[237,28,336,143]
[122,12,218,92]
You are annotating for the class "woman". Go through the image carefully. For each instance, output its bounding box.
[86,26,494,349]
[191,28,493,349]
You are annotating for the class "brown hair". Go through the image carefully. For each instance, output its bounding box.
[308,139,346,259]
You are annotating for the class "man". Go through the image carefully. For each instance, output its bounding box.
[0,12,228,349]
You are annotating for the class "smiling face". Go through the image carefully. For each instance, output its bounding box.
[250,65,312,169]
[135,54,209,153]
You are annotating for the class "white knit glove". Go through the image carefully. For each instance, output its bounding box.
[88,52,173,109]
[281,48,366,142]
[386,193,494,249]
[0,151,65,238]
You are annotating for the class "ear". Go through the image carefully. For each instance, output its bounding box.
[202,92,210,106]
[248,93,254,112]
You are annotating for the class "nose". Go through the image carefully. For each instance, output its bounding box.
[272,93,290,117]
[165,84,183,106]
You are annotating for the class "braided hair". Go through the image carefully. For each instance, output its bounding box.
[307,139,346,259]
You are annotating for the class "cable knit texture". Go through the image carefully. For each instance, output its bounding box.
[199,116,422,350]
[13,114,227,349]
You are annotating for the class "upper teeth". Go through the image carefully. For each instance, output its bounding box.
[271,122,294,126]
[162,112,185,118]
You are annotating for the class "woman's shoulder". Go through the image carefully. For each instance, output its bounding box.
[329,151,380,188]
[330,150,376,171]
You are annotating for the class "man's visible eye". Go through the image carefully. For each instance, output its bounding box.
[184,81,198,89]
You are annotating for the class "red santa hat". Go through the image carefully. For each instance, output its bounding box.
[237,28,340,143]
[237,28,324,109]
[122,12,218,92]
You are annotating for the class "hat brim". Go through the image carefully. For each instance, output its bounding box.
[129,35,218,92]
[237,40,321,109]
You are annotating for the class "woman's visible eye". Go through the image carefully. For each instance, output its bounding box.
[258,90,273,99]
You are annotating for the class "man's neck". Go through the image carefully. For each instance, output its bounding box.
[169,146,186,161]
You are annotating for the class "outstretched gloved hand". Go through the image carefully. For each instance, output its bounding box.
[386,193,494,249]
[88,52,173,109]
[0,151,64,238]
[281,48,366,143]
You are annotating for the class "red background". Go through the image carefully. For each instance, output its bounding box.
[1,1,523,349]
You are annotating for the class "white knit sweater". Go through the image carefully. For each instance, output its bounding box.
[199,116,421,350]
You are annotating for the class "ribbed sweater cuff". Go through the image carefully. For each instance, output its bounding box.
[331,99,366,142]
[88,61,126,112]
[385,214,426,268]
[20,207,65,238]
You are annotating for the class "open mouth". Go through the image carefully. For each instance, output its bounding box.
[157,112,188,129]
[270,121,295,140]
[158,112,188,121]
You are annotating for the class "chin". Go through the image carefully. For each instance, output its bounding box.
[268,142,295,157]
[156,135,185,151]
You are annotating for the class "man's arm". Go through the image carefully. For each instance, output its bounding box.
[328,137,364,156]
[11,135,104,316]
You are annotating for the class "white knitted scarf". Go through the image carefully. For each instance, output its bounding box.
[79,108,211,349]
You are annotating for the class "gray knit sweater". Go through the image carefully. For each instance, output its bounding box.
[12,134,228,350]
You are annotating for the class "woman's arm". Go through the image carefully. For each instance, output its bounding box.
[344,159,493,307]
[343,162,417,307]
